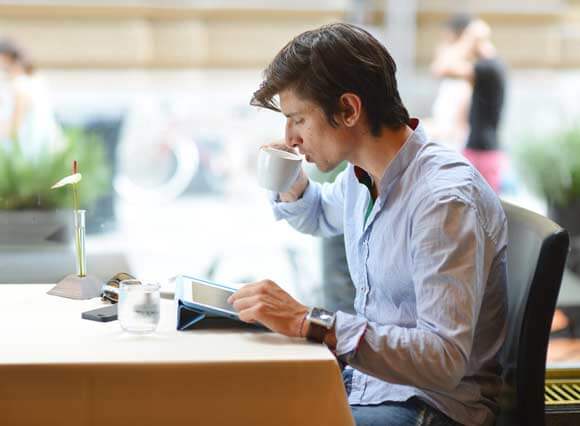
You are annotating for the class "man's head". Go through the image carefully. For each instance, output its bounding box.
[251,23,409,171]
[464,19,495,59]
[444,14,473,42]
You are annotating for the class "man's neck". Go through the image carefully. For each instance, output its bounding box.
[350,124,413,186]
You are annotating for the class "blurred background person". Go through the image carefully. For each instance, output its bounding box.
[431,18,507,194]
[0,39,61,160]
[425,13,473,151]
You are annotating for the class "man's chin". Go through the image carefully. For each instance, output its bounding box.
[317,163,336,173]
[307,157,340,173]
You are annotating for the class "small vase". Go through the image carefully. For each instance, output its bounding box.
[74,209,87,276]
[47,209,103,300]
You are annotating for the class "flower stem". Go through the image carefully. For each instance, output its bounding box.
[72,182,79,211]
[72,184,85,277]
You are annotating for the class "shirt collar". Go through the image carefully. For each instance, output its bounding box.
[354,118,427,198]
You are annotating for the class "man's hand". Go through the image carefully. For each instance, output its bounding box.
[228,280,309,337]
[261,142,309,202]
[279,169,309,202]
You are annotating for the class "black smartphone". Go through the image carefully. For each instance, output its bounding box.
[82,304,118,322]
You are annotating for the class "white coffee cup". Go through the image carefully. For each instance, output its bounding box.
[257,147,303,192]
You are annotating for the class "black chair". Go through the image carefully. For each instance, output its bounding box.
[497,201,570,426]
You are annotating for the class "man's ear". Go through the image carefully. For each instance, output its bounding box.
[338,93,362,127]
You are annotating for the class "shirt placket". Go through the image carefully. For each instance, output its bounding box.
[349,368,366,402]
[358,198,385,400]
[360,195,383,314]
[360,229,371,314]
[355,189,373,313]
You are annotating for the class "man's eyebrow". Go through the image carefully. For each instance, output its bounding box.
[283,111,298,118]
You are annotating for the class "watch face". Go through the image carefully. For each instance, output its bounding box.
[310,308,336,329]
[319,312,333,322]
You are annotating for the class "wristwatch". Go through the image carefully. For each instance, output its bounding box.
[306,307,336,343]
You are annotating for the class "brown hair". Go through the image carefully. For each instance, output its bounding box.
[251,23,409,136]
[0,39,35,75]
[446,13,473,38]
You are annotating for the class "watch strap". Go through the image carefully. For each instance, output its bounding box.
[306,321,328,343]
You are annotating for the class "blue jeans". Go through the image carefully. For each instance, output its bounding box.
[344,370,459,426]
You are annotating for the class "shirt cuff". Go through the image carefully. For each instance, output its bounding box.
[270,179,318,221]
[334,311,368,357]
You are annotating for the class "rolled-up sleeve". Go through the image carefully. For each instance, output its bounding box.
[334,196,492,392]
[271,169,348,237]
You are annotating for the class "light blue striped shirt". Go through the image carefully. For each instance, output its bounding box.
[272,122,508,426]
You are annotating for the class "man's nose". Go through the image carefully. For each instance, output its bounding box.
[285,135,301,149]
[285,124,302,149]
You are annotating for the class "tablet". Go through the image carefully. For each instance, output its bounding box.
[178,275,239,320]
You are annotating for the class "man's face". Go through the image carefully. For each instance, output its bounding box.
[279,89,349,172]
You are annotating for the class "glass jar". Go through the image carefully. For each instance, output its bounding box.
[118,279,160,334]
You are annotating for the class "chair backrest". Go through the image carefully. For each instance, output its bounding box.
[497,201,570,426]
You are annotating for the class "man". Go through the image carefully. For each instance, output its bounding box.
[425,13,473,150]
[431,18,507,193]
[228,23,508,426]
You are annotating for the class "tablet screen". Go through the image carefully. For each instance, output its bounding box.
[190,280,237,315]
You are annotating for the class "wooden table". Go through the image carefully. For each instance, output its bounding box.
[0,284,353,426]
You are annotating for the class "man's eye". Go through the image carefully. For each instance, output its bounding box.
[294,118,304,125]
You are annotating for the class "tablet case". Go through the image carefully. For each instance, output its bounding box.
[175,275,264,331]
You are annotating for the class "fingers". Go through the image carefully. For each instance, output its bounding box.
[229,280,282,327]
[231,294,263,313]
[228,282,261,303]
[236,298,290,328]
[260,142,298,155]
[228,279,277,304]
[238,304,263,324]
[237,301,269,324]
[228,280,309,337]
[236,296,278,326]
[278,170,309,202]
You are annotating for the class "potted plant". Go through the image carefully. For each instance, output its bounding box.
[0,128,110,245]
[514,123,580,274]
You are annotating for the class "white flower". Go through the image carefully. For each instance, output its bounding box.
[51,173,82,189]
